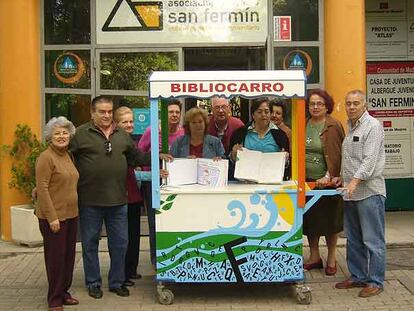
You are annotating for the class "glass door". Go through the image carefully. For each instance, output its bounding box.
[96,48,182,109]
[95,48,182,233]
[184,47,266,123]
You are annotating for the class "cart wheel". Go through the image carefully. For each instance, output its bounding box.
[296,284,312,305]
[158,289,174,305]
[296,290,312,305]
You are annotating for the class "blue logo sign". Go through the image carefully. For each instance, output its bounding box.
[58,56,77,74]
[289,53,305,69]
[133,108,150,135]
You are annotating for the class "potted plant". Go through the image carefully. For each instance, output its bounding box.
[1,124,47,246]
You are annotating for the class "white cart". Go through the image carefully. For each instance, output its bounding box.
[147,70,334,305]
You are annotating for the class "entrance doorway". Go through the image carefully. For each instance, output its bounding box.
[184,47,266,124]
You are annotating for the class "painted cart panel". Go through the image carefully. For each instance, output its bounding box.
[156,183,304,283]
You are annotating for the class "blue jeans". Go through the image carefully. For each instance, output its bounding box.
[344,195,386,288]
[79,204,128,289]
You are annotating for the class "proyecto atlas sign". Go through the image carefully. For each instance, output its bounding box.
[96,0,267,45]
[149,70,306,98]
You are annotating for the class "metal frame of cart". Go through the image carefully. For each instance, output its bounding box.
[148,70,333,305]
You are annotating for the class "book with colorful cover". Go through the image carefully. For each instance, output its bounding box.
[166,158,228,187]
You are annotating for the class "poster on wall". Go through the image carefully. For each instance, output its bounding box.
[96,0,268,45]
[366,21,407,59]
[365,0,413,60]
[366,62,414,177]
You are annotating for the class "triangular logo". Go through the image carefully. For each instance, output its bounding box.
[290,54,305,68]
[62,57,76,69]
[102,0,163,31]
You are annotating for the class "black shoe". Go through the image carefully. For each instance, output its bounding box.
[123,280,135,287]
[109,286,129,297]
[130,273,142,280]
[88,286,103,299]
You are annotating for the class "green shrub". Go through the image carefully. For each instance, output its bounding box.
[1,124,47,201]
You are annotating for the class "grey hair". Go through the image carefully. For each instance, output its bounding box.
[44,116,76,142]
[346,89,367,105]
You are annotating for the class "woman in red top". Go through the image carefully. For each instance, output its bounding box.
[170,107,225,159]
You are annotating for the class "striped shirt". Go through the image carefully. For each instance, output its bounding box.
[341,110,386,201]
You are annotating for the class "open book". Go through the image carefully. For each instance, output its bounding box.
[166,158,228,187]
[234,148,287,184]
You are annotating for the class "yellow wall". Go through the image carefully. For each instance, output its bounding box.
[325,0,366,125]
[0,0,41,240]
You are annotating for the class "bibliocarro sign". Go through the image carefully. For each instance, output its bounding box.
[96,0,268,45]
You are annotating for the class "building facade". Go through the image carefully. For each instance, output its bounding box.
[0,0,379,240]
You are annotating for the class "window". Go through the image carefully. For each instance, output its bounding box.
[99,52,179,91]
[45,94,91,127]
[44,0,91,44]
[45,50,91,89]
[272,0,323,87]
[274,46,320,84]
[273,0,319,41]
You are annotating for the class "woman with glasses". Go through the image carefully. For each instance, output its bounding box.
[229,97,290,179]
[303,89,345,276]
[35,116,79,311]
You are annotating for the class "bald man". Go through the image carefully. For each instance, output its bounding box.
[208,97,244,154]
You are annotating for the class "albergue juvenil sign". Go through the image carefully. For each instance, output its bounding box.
[96,0,267,45]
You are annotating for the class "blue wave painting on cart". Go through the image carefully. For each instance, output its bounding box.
[156,189,303,283]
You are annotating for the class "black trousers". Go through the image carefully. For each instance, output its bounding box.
[141,181,156,266]
[125,202,142,280]
[39,217,78,308]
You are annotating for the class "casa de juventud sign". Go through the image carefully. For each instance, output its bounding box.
[96,0,268,45]
[367,62,414,178]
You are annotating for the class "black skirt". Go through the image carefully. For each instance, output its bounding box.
[303,192,344,237]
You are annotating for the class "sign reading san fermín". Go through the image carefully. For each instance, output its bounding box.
[97,0,268,45]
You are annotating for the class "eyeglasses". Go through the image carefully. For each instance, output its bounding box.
[104,141,112,155]
[212,105,228,111]
[309,102,326,108]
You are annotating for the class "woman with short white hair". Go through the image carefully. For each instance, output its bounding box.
[35,116,79,311]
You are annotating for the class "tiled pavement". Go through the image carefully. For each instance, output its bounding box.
[1,211,414,310]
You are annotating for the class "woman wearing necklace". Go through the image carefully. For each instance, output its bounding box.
[304,89,345,276]
[229,97,290,179]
